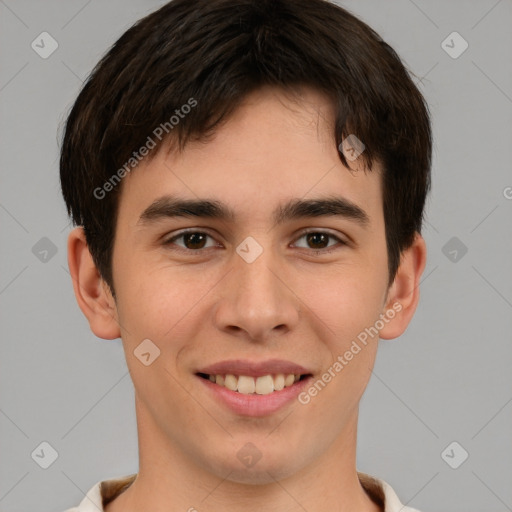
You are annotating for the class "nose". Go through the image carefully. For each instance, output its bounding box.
[213,242,300,343]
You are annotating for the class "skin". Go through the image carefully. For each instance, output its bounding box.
[68,85,426,512]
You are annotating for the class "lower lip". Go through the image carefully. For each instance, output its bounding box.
[197,375,312,417]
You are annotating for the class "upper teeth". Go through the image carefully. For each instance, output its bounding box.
[208,373,301,395]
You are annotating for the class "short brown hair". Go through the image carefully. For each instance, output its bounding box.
[60,0,432,293]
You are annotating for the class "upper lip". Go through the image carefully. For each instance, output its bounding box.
[197,359,312,378]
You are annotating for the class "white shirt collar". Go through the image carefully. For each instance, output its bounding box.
[64,472,422,512]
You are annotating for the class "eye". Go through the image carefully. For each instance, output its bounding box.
[163,230,219,251]
[292,230,347,253]
[163,229,347,254]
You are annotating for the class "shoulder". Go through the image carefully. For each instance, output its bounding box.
[62,474,137,512]
[60,479,104,512]
[358,472,423,512]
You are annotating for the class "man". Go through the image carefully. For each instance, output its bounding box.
[60,0,431,510]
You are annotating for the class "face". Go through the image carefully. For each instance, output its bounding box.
[110,86,393,483]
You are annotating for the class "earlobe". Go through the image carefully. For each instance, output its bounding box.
[67,227,121,340]
[379,233,427,340]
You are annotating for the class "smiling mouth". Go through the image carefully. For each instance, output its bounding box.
[197,372,311,395]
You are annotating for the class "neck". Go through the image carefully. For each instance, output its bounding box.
[105,396,382,512]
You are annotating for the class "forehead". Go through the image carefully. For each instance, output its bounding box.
[117,86,383,228]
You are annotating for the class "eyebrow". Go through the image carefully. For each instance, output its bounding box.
[138,194,370,228]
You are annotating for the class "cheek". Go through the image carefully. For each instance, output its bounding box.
[294,270,384,419]
[297,260,387,339]
[113,257,222,350]
[293,260,386,393]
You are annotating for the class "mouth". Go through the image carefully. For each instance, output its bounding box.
[196,372,311,395]
[196,369,313,417]
[195,359,314,416]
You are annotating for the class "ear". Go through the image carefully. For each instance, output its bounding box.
[379,232,427,340]
[67,226,121,340]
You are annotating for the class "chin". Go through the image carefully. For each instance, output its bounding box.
[219,462,299,486]
[202,443,305,485]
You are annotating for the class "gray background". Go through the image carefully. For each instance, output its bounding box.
[1,0,511,511]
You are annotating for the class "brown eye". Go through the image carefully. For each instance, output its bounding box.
[306,232,329,249]
[164,230,217,251]
[182,232,207,249]
[293,231,346,253]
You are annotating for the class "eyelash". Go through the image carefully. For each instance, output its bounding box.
[163,229,347,255]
